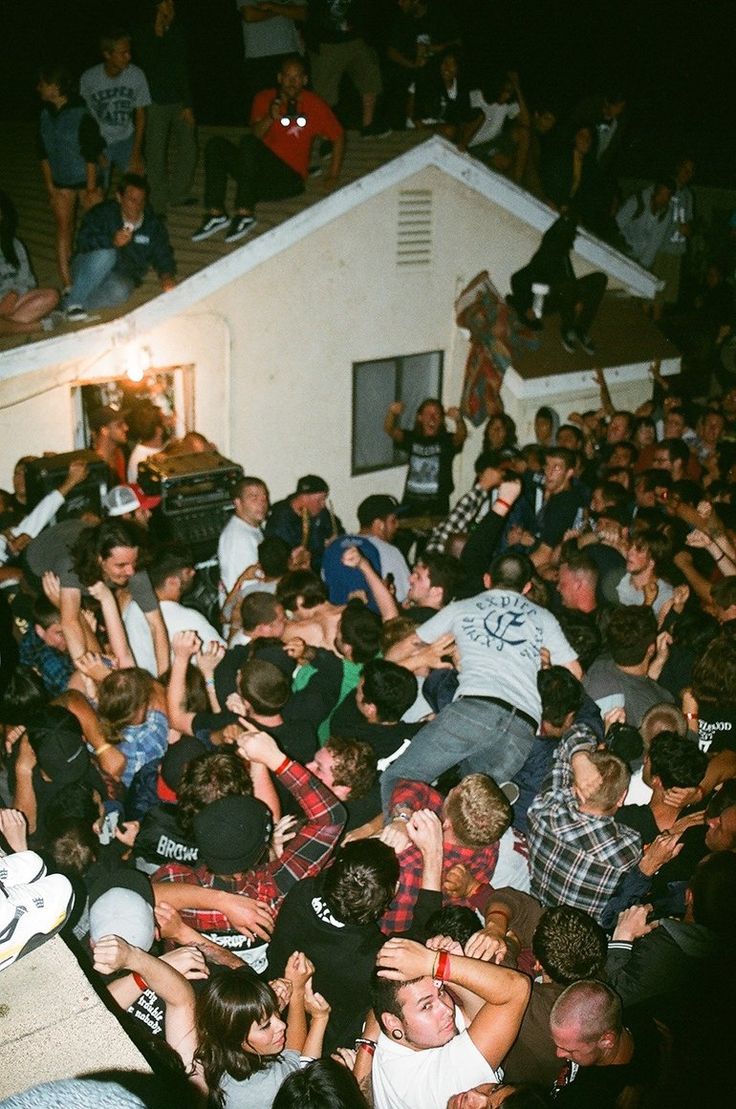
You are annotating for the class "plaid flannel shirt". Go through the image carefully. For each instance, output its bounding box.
[118,709,169,788]
[527,724,642,924]
[380,779,500,934]
[424,486,489,555]
[153,760,346,935]
[19,628,74,697]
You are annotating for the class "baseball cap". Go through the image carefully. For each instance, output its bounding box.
[194,794,273,875]
[104,483,161,517]
[357,494,399,527]
[89,869,156,949]
[89,405,127,433]
[295,474,329,495]
[160,735,207,795]
[26,705,89,784]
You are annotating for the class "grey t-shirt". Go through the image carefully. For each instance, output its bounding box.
[220,1051,302,1108]
[418,588,577,723]
[80,63,151,144]
[237,0,305,58]
[583,655,674,726]
[52,536,158,614]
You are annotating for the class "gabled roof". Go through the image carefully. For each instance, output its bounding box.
[0,135,658,383]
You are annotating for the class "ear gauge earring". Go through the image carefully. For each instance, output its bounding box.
[391,1029,404,1040]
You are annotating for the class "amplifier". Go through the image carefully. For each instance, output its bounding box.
[138,451,243,562]
[24,449,109,520]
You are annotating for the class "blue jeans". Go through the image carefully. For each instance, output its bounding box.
[380,696,536,813]
[100,136,135,189]
[68,249,134,310]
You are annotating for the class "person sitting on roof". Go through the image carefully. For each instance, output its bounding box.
[191,53,344,246]
[63,173,175,323]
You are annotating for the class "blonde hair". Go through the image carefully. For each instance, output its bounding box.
[444,774,512,847]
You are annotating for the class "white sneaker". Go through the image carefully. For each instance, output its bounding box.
[0,851,46,887]
[0,874,74,971]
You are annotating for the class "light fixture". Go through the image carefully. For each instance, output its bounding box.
[125,344,151,382]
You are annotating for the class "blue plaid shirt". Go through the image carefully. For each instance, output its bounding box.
[118,708,169,788]
[18,628,74,697]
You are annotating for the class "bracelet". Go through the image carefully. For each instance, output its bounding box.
[132,972,148,991]
[274,755,292,776]
[205,679,216,688]
[496,499,512,510]
[436,950,451,982]
[94,742,113,756]
[715,551,726,562]
[355,1038,376,1056]
[431,950,439,979]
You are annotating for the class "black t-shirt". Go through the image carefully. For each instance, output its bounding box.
[399,429,459,514]
[344,779,381,833]
[615,805,707,904]
[536,488,583,548]
[553,1012,662,1107]
[330,692,423,761]
[697,702,736,754]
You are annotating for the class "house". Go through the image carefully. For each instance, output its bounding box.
[0,134,678,516]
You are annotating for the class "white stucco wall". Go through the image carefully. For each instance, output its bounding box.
[0,160,662,525]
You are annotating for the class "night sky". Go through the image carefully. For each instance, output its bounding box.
[1,0,734,184]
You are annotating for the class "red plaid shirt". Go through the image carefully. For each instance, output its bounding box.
[380,780,500,934]
[153,761,345,935]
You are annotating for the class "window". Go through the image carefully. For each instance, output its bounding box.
[352,351,443,475]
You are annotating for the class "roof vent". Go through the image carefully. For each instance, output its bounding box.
[397,189,433,267]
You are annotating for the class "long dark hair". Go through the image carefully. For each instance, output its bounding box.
[194,967,281,1104]
[273,1059,370,1109]
[0,191,20,269]
[71,519,145,586]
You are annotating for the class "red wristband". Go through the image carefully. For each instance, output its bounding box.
[274,756,292,775]
[436,950,451,982]
[496,499,512,510]
[132,972,148,991]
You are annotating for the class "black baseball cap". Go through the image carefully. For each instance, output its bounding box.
[26,706,89,784]
[295,474,329,495]
[194,795,273,875]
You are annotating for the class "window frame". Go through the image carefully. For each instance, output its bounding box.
[351,350,444,476]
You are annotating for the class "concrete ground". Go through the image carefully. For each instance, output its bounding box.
[0,934,149,1099]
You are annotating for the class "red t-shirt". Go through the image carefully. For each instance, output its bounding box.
[250,88,343,179]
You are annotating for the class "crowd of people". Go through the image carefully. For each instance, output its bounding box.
[2,0,733,354]
[1,362,735,1108]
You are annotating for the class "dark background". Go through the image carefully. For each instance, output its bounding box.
[1,0,734,184]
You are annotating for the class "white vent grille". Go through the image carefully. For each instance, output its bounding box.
[397,189,433,267]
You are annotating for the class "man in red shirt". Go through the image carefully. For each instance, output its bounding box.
[192,54,344,244]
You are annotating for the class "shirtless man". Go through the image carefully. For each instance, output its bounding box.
[280,547,398,653]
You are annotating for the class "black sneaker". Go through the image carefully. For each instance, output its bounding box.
[561,329,577,353]
[224,215,257,243]
[65,305,88,323]
[361,122,392,139]
[191,213,229,242]
[576,330,596,355]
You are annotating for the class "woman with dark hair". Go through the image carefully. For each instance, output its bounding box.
[194,957,330,1108]
[272,1058,369,1109]
[385,396,467,518]
[37,61,104,288]
[0,190,59,333]
[483,413,517,453]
